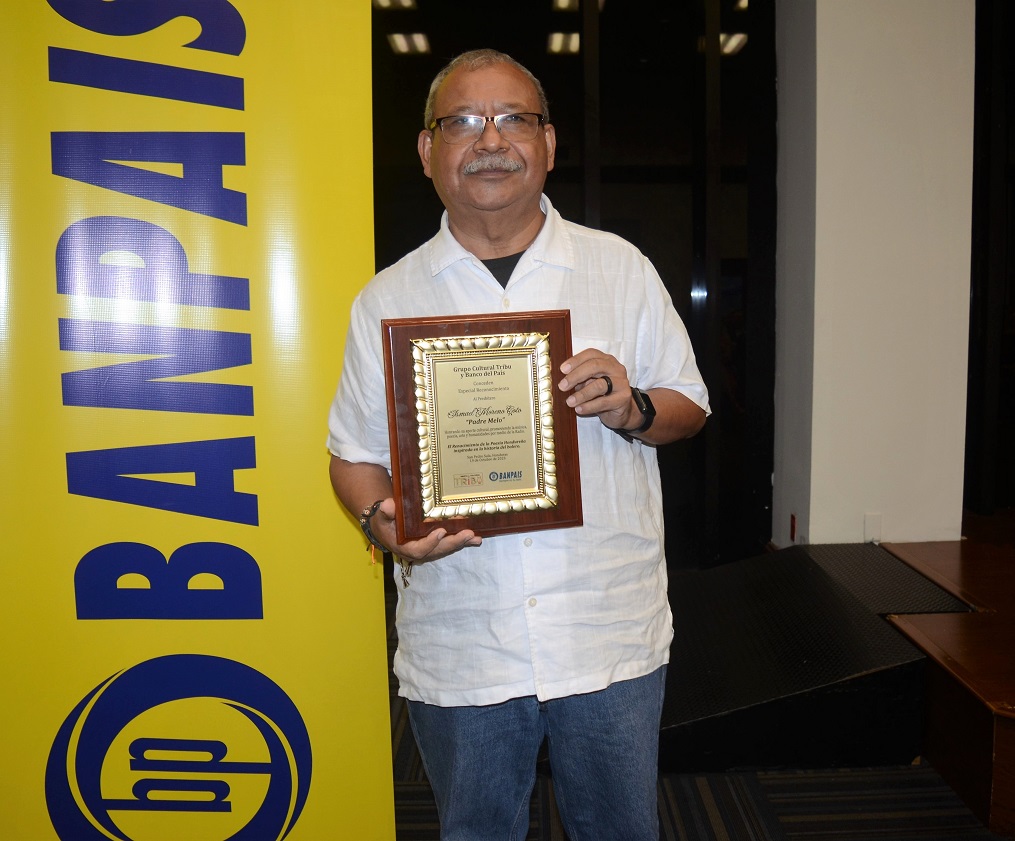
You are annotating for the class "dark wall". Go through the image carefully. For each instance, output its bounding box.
[372,0,777,567]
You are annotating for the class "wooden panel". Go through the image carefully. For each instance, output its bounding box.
[885,536,1015,837]
[920,660,995,826]
[890,611,1015,712]
[885,540,1015,613]
[993,715,1015,835]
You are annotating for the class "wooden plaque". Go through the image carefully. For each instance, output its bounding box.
[381,310,583,543]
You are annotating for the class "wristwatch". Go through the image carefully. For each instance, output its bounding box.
[617,387,656,442]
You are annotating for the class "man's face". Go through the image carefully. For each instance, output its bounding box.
[418,62,556,222]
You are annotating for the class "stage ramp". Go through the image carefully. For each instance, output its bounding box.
[660,544,969,772]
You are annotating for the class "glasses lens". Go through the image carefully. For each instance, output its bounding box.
[437,114,542,144]
[496,113,541,141]
[439,115,485,144]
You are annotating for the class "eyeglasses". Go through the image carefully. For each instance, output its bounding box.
[430,112,545,145]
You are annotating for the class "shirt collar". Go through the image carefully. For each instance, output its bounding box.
[427,194,575,277]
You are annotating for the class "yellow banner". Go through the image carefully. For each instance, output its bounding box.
[1,3,393,839]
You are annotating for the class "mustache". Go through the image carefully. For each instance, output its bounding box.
[463,154,523,175]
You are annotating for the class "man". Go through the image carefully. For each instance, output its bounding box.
[328,49,709,840]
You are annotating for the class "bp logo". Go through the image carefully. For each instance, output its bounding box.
[46,654,312,840]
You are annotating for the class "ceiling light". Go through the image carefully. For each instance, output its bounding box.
[697,33,749,56]
[387,33,430,54]
[552,0,605,10]
[734,0,748,10]
[548,32,580,54]
[720,33,748,55]
[373,0,417,8]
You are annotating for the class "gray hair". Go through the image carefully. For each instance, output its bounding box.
[423,49,550,129]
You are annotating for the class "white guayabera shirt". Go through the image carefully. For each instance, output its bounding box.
[328,195,709,707]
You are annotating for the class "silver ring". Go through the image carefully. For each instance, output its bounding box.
[601,375,613,396]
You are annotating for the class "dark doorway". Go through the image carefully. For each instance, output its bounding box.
[965,0,1015,516]
[371,0,776,568]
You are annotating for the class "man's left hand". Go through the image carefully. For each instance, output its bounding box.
[558,348,636,431]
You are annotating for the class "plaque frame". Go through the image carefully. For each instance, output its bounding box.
[382,310,583,543]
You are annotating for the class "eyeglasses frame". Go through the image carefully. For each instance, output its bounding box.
[428,112,546,144]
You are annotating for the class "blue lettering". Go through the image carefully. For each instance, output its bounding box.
[66,437,258,524]
[51,131,247,225]
[46,0,246,55]
[60,319,252,415]
[75,541,263,619]
[57,216,249,310]
[112,779,232,813]
[128,738,270,773]
[49,48,244,109]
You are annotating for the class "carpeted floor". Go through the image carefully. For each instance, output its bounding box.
[389,681,1005,840]
[757,766,1006,840]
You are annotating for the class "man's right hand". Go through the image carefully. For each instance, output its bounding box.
[368,497,483,563]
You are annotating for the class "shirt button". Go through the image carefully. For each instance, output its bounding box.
[528,597,537,607]
[524,538,533,547]
[502,298,511,309]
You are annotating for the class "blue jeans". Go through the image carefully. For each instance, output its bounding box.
[406,666,666,841]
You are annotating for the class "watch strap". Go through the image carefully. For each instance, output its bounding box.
[615,387,655,442]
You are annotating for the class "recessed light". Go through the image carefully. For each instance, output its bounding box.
[548,32,581,54]
[697,33,749,56]
[552,0,605,10]
[720,33,748,55]
[388,33,430,54]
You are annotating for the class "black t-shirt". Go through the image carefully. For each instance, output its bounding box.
[481,251,525,287]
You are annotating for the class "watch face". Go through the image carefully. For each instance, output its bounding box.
[633,388,656,433]
[634,388,655,417]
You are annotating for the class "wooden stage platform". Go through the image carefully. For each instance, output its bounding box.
[886,511,1015,837]
[656,508,1015,836]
